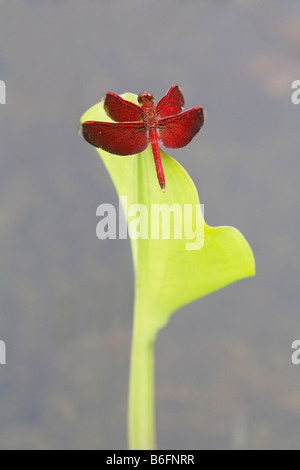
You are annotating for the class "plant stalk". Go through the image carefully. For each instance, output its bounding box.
[128,298,156,450]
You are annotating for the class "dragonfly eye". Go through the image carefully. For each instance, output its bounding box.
[138,91,154,104]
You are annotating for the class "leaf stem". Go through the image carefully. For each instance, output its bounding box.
[128,297,156,450]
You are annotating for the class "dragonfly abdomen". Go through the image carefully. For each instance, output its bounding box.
[149,128,166,192]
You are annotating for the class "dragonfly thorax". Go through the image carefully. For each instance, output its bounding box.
[143,107,158,127]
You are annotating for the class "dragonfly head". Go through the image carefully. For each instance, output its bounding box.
[138,91,154,104]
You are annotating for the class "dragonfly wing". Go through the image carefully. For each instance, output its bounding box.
[104,93,143,122]
[158,107,205,148]
[155,85,185,118]
[80,121,148,155]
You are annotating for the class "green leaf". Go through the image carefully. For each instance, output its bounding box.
[80,93,255,449]
[81,93,255,337]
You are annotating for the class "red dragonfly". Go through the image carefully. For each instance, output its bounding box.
[80,85,205,192]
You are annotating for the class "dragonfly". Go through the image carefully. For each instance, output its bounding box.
[80,85,205,192]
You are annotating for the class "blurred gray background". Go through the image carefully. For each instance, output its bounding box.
[0,0,300,449]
